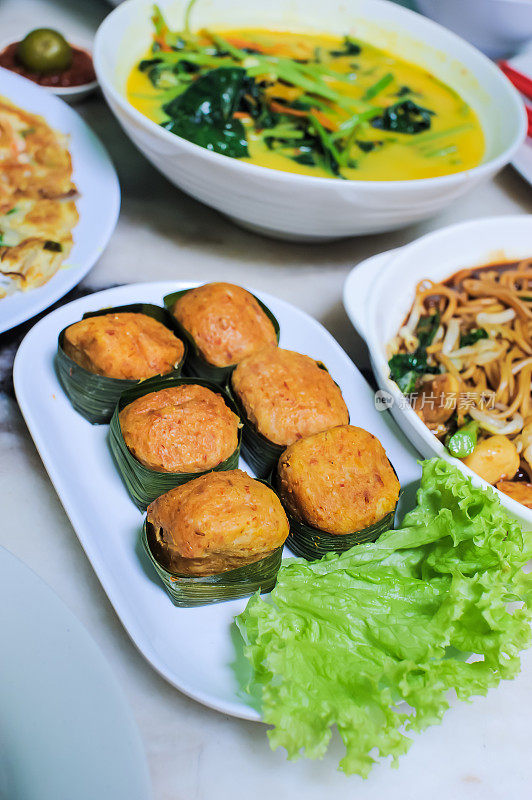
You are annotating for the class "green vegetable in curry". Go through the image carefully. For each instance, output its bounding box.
[126,3,485,180]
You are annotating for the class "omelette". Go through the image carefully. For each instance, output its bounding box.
[0,96,78,297]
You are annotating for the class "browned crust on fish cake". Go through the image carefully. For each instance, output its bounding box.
[277,425,400,534]
[63,312,184,380]
[120,384,239,473]
[146,470,289,575]
[172,282,277,367]
[231,345,349,446]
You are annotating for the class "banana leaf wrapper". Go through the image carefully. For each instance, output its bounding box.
[142,521,283,607]
[109,374,242,510]
[285,508,397,560]
[269,460,398,560]
[56,303,186,425]
[163,288,280,385]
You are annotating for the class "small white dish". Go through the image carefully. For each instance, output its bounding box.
[0,37,98,104]
[0,68,120,334]
[50,81,99,103]
[94,0,526,241]
[343,214,532,531]
[47,71,99,105]
[0,546,151,800]
[38,40,98,105]
[13,280,421,720]
[416,0,532,60]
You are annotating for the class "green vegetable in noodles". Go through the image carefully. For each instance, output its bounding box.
[388,352,439,393]
[408,123,474,148]
[152,4,166,38]
[390,366,418,394]
[308,113,343,175]
[388,312,440,393]
[423,144,458,159]
[290,149,315,166]
[395,85,416,97]
[152,3,187,50]
[240,80,280,130]
[236,458,532,777]
[416,311,440,347]
[139,57,163,71]
[446,419,479,458]
[140,57,198,89]
[460,327,488,347]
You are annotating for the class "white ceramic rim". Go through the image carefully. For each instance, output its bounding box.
[362,214,532,527]
[93,0,527,190]
[48,78,99,98]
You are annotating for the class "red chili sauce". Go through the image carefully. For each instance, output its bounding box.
[0,41,96,87]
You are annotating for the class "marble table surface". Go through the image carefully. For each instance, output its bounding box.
[1,1,532,798]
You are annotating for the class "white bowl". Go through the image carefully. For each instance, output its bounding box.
[417,0,532,60]
[343,214,532,530]
[94,0,526,241]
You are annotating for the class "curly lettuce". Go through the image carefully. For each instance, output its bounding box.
[235,459,532,777]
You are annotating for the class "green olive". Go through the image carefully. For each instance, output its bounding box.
[16,28,73,73]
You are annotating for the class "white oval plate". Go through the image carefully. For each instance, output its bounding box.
[13,281,421,720]
[0,68,120,334]
[0,546,151,800]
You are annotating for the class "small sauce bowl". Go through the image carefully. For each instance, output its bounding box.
[0,38,98,103]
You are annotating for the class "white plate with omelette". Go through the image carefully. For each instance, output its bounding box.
[0,67,120,334]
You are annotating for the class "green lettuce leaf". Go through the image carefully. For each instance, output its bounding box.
[235,458,532,777]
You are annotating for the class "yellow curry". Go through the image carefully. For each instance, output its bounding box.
[127,7,484,181]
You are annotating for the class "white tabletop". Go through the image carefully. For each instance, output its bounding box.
[1,1,531,798]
